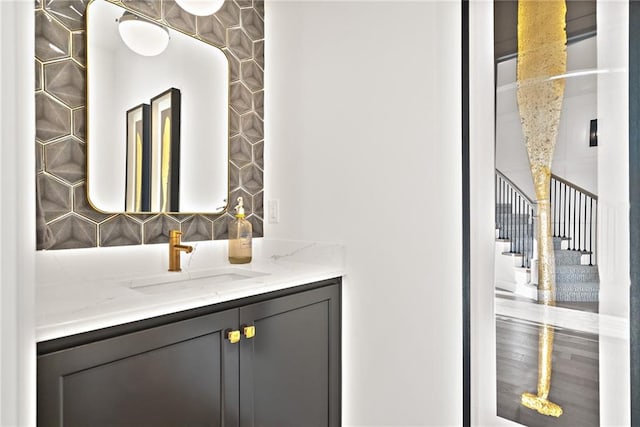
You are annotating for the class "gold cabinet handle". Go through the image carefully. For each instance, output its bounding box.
[227,330,241,344]
[243,325,256,339]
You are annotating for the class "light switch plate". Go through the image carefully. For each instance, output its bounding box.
[268,199,280,224]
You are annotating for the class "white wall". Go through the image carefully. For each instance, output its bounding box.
[496,37,598,197]
[0,1,36,425]
[265,1,462,425]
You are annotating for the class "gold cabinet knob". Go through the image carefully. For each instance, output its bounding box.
[243,325,256,339]
[227,330,241,344]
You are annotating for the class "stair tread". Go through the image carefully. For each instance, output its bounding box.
[555,264,599,270]
[555,248,592,254]
[555,280,600,285]
[501,251,523,257]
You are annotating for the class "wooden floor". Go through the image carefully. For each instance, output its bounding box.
[496,316,600,426]
[496,288,599,313]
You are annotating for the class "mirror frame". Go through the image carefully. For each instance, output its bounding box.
[629,3,640,422]
[85,0,230,215]
[35,0,264,249]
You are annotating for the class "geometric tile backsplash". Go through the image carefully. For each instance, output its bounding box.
[35,0,264,250]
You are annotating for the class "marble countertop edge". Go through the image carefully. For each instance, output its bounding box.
[36,239,345,343]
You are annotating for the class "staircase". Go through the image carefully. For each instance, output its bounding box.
[551,237,599,302]
[495,171,599,303]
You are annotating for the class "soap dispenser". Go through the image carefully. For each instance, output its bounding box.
[228,197,252,264]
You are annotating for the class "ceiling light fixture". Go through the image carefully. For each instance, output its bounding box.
[117,12,170,57]
[175,0,224,16]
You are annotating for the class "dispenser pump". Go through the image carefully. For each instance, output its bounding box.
[234,197,245,218]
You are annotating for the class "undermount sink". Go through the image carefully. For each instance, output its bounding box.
[122,267,269,295]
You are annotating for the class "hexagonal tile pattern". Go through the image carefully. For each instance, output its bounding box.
[122,0,162,19]
[241,8,263,41]
[72,31,85,65]
[230,135,252,168]
[35,10,70,62]
[240,112,263,144]
[173,214,195,223]
[253,190,263,218]
[37,176,57,250]
[36,0,264,249]
[74,184,113,223]
[44,60,85,108]
[182,215,213,241]
[216,0,240,27]
[44,0,88,31]
[253,140,263,169]
[253,39,264,69]
[228,28,253,61]
[229,164,240,191]
[240,59,263,91]
[254,0,264,18]
[38,173,71,222]
[73,107,85,140]
[164,1,197,35]
[253,89,263,118]
[202,211,223,222]
[144,215,180,244]
[225,49,240,82]
[44,136,85,184]
[100,215,143,246]
[197,15,226,47]
[213,213,233,239]
[129,213,158,223]
[36,142,44,173]
[36,60,43,91]
[234,0,252,8]
[48,214,97,249]
[36,92,71,142]
[229,109,240,136]
[230,82,252,115]
[239,164,262,195]
[248,215,263,237]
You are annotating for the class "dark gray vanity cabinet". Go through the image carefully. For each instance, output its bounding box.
[239,285,341,426]
[37,308,239,426]
[37,279,341,427]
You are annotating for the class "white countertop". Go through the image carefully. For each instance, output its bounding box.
[36,239,345,342]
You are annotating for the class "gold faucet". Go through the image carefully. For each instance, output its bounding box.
[168,230,193,272]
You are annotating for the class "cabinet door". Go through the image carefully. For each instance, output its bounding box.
[239,283,341,427]
[38,309,239,427]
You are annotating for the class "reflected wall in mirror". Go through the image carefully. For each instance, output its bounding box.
[87,0,228,213]
[35,0,265,249]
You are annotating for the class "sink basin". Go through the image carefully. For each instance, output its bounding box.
[122,267,269,295]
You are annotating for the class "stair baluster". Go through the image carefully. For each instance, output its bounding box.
[549,174,598,266]
[495,170,536,269]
